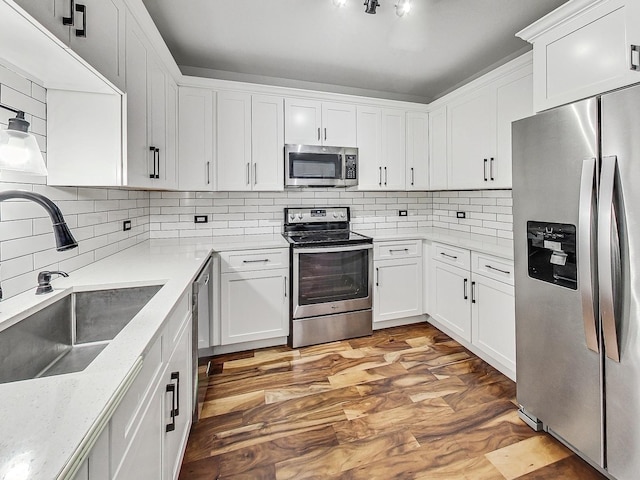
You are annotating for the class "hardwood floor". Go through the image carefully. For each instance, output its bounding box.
[180,323,606,480]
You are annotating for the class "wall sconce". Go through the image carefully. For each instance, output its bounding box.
[0,103,48,176]
[364,0,379,14]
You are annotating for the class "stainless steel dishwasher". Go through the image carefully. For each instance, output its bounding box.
[192,256,213,423]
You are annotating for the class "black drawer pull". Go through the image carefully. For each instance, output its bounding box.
[165,383,176,432]
[485,264,511,275]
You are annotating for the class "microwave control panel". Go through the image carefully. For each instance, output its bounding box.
[345,155,357,180]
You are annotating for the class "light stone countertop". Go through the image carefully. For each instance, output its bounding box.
[355,227,514,260]
[0,229,507,480]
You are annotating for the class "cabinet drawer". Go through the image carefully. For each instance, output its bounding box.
[220,248,289,273]
[374,239,421,260]
[472,252,514,285]
[164,290,191,358]
[110,335,163,474]
[432,243,471,270]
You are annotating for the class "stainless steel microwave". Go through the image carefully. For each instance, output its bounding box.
[284,144,358,188]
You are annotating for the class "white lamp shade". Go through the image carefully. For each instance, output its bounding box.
[0,128,48,176]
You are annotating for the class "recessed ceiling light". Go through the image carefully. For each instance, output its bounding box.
[333,0,347,7]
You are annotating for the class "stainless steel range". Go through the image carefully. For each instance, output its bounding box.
[283,207,373,348]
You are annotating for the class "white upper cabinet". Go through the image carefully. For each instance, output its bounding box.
[14,0,126,91]
[216,91,252,191]
[178,87,215,191]
[448,85,496,190]
[321,102,357,146]
[251,95,285,191]
[357,106,408,191]
[406,111,429,190]
[518,0,640,111]
[356,106,383,190]
[124,11,151,188]
[429,106,448,190]
[285,98,356,146]
[494,70,533,189]
[381,109,406,190]
[429,54,533,191]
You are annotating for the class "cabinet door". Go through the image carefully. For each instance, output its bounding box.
[285,98,322,145]
[356,106,382,190]
[221,268,289,345]
[532,0,640,111]
[113,380,163,480]
[69,0,126,91]
[86,426,110,480]
[163,321,192,480]
[471,274,515,376]
[381,109,406,190]
[162,77,178,190]
[447,87,496,189]
[322,102,357,147]
[148,53,167,187]
[124,11,151,188]
[14,0,69,45]
[251,95,284,191]
[431,261,471,341]
[178,87,214,191]
[216,91,252,191]
[406,111,429,190]
[494,70,532,189]
[429,106,448,190]
[374,258,423,323]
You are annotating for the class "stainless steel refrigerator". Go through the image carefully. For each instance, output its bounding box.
[513,82,640,480]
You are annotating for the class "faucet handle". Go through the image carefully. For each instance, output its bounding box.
[36,270,69,295]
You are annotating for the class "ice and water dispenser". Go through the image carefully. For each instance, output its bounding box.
[527,221,577,290]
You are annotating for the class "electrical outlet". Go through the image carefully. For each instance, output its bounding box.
[123,220,132,231]
[456,211,466,219]
[399,210,408,217]
[194,215,208,224]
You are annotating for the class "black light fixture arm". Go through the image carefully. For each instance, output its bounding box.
[0,103,22,115]
[0,103,30,133]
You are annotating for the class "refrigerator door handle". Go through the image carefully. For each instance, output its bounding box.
[598,155,621,362]
[578,157,599,353]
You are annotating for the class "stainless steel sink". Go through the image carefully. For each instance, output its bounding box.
[0,285,162,384]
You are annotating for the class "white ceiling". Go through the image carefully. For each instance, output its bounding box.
[142,0,567,103]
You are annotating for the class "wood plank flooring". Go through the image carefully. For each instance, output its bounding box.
[180,323,606,480]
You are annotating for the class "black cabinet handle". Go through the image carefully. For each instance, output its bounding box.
[171,371,180,416]
[384,166,387,186]
[490,157,495,181]
[485,264,510,275]
[63,0,75,26]
[483,158,488,181]
[471,281,476,304]
[378,167,382,186]
[376,267,379,287]
[149,146,156,179]
[155,148,160,179]
[165,383,176,432]
[631,45,640,71]
[440,252,458,260]
[463,278,468,300]
[75,3,86,37]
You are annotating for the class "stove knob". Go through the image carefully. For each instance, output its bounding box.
[289,214,295,221]
[297,213,304,220]
[339,212,346,219]
[333,212,339,219]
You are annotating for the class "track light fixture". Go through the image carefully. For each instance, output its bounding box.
[364,0,379,14]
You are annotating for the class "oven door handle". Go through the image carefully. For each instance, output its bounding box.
[293,243,373,254]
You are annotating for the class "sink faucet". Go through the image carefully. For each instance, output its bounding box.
[0,190,78,300]
[36,270,69,295]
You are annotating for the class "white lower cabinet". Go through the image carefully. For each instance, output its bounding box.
[431,260,472,342]
[219,248,289,345]
[471,273,515,375]
[71,427,110,480]
[429,243,515,379]
[373,240,423,326]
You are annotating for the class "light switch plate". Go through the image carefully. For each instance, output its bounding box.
[123,220,132,231]
[194,215,208,224]
[456,211,466,219]
[399,210,408,217]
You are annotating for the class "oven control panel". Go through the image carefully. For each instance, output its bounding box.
[285,207,349,224]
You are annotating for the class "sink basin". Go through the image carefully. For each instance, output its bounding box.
[0,285,162,384]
